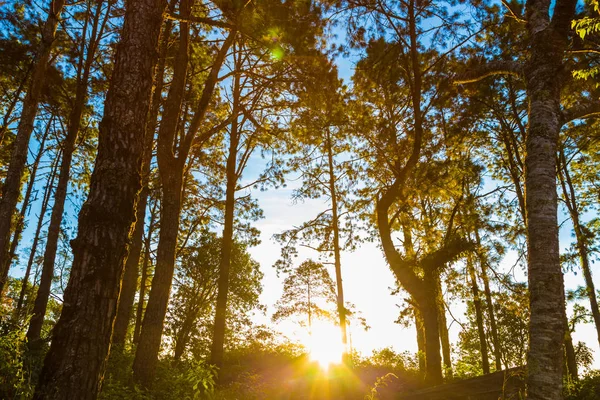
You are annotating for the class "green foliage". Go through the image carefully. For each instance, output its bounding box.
[571,0,600,83]
[101,350,217,400]
[272,259,337,328]
[565,370,600,400]
[0,323,35,399]
[364,373,399,400]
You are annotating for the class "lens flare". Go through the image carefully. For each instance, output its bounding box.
[308,321,344,370]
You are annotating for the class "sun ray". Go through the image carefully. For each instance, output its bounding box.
[308,321,344,370]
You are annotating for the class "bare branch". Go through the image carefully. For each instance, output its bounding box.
[165,12,233,29]
[454,60,524,85]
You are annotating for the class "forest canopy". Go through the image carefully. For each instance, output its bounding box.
[0,0,599,399]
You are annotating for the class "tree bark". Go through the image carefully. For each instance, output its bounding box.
[27,0,108,344]
[524,0,575,397]
[111,16,172,350]
[32,0,166,397]
[0,0,66,296]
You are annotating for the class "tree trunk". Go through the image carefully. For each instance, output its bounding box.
[15,150,60,314]
[524,1,575,396]
[27,0,106,342]
[32,0,166,397]
[0,0,66,296]
[7,118,51,270]
[415,308,426,374]
[132,175,183,386]
[133,201,157,344]
[325,129,347,356]
[558,150,600,350]
[132,0,191,385]
[468,255,490,374]
[475,230,503,371]
[436,282,452,379]
[210,67,241,374]
[421,295,443,385]
[564,321,578,381]
[173,301,201,362]
[112,17,172,350]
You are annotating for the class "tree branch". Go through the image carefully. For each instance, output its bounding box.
[454,60,524,85]
[165,12,233,29]
[561,100,600,125]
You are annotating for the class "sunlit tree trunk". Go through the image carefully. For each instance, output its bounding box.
[0,0,66,296]
[325,129,348,356]
[133,17,234,387]
[32,0,167,396]
[112,5,173,351]
[27,0,109,344]
[524,1,575,396]
[132,0,191,385]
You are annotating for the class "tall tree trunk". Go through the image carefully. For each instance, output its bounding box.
[325,129,347,356]
[467,255,490,374]
[132,0,191,385]
[420,290,443,385]
[32,0,166,397]
[475,230,503,371]
[415,308,426,374]
[210,66,241,374]
[133,201,157,344]
[524,1,575,397]
[436,276,452,379]
[558,150,600,350]
[7,118,51,269]
[27,0,108,343]
[112,17,172,350]
[0,0,66,296]
[15,150,60,314]
[564,320,578,381]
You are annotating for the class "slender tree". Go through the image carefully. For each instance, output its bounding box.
[0,0,66,296]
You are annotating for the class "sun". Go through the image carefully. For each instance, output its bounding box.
[308,321,344,370]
